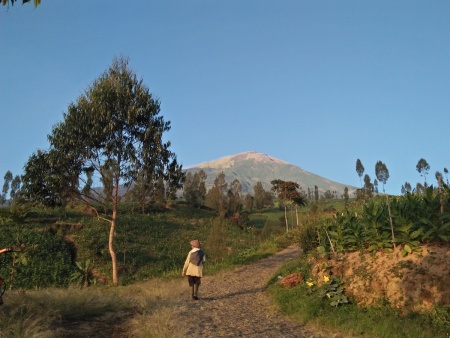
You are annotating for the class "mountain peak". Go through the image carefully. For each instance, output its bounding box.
[186,151,356,195]
[192,151,289,169]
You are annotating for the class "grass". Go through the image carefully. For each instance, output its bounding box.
[127,307,187,338]
[0,205,294,337]
[1,235,448,337]
[2,201,448,337]
[267,255,450,338]
[0,203,293,289]
[0,239,284,337]
[0,278,189,337]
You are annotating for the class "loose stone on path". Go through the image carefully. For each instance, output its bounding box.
[173,245,330,338]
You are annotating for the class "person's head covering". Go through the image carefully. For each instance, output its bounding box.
[190,239,201,248]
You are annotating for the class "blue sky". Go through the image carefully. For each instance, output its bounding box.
[1,1,449,195]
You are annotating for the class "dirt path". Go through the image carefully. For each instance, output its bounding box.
[61,245,339,338]
[172,245,331,338]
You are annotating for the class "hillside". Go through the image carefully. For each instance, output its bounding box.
[185,151,356,196]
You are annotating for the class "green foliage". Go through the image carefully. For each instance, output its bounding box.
[375,160,389,191]
[253,181,266,211]
[236,210,250,228]
[321,277,348,307]
[183,170,207,208]
[229,246,272,265]
[297,217,320,253]
[205,214,228,261]
[269,255,450,338]
[260,218,277,240]
[306,261,349,307]
[394,223,423,256]
[19,57,185,285]
[303,186,450,256]
[70,259,96,288]
[0,225,74,289]
[0,202,296,288]
[205,172,228,213]
[356,159,365,187]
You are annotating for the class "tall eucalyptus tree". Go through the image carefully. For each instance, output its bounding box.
[416,158,430,189]
[375,160,395,248]
[23,57,182,285]
[1,171,13,205]
[356,159,365,188]
[205,172,228,213]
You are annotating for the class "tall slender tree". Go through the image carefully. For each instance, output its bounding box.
[404,182,412,193]
[435,171,445,214]
[228,179,243,215]
[244,193,253,211]
[343,187,349,207]
[363,174,373,197]
[10,175,21,200]
[253,182,265,211]
[415,182,425,194]
[1,171,13,205]
[183,170,206,208]
[356,159,365,188]
[205,172,228,213]
[165,158,184,201]
[21,57,182,285]
[416,158,430,189]
[373,179,379,195]
[375,160,395,248]
[273,181,306,231]
[270,179,285,210]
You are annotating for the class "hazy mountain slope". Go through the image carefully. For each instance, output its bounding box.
[185,151,356,196]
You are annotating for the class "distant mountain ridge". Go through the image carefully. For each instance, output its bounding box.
[185,151,355,196]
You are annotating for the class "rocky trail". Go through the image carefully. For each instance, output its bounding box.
[63,245,347,338]
[171,245,335,338]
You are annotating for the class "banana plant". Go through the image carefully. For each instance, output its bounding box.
[70,259,95,288]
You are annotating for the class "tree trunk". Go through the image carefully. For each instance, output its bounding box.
[290,204,294,229]
[109,212,118,285]
[438,175,444,215]
[110,177,119,285]
[386,194,396,249]
[284,204,288,232]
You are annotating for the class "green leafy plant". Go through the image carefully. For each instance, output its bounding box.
[321,276,349,307]
[421,212,450,242]
[305,279,317,294]
[70,259,96,288]
[394,223,423,256]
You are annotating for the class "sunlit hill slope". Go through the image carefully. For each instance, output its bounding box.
[185,151,356,196]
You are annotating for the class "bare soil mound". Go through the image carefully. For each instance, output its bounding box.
[310,244,450,313]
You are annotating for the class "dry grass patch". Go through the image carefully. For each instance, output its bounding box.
[0,277,189,337]
[126,307,187,338]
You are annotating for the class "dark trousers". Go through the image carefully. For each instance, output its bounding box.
[187,275,201,286]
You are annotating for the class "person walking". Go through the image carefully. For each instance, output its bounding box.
[182,239,205,300]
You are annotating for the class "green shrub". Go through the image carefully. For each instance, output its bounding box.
[268,254,450,338]
[0,226,74,289]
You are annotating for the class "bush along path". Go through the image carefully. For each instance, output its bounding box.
[172,245,332,338]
